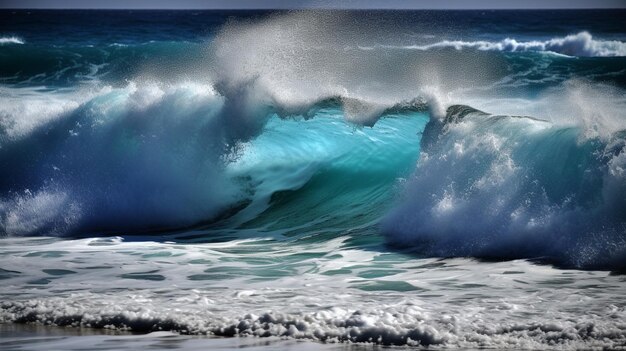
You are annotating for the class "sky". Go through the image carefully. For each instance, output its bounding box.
[1,0,625,9]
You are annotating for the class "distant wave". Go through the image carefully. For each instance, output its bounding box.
[369,32,626,57]
[0,36,24,45]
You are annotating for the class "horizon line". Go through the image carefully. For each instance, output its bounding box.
[2,7,625,10]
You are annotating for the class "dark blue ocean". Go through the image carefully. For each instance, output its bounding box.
[1,9,625,350]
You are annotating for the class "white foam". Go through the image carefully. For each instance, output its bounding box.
[0,87,90,142]
[0,36,24,45]
[0,189,80,236]
[451,79,626,141]
[395,31,626,57]
[0,237,624,348]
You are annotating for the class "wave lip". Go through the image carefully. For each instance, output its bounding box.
[397,31,626,57]
[0,36,24,45]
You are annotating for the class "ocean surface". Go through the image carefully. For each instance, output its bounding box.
[1,9,626,350]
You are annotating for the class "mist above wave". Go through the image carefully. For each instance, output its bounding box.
[208,11,506,125]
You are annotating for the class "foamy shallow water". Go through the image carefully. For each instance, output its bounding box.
[1,235,625,349]
[0,324,359,351]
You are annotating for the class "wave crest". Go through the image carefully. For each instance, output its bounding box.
[392,31,626,57]
[0,36,24,45]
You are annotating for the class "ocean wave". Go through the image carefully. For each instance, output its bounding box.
[382,102,626,270]
[385,32,626,57]
[1,10,625,271]
[0,36,24,45]
[2,78,626,261]
[0,82,244,235]
[0,80,427,236]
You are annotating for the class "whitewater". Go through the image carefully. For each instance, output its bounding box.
[1,9,625,350]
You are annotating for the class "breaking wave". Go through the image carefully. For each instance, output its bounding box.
[388,31,626,57]
[1,11,625,272]
[0,80,426,236]
[383,100,626,270]
[0,82,241,235]
[2,10,626,351]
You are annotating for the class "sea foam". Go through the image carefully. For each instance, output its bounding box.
[0,36,24,45]
[384,31,626,57]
